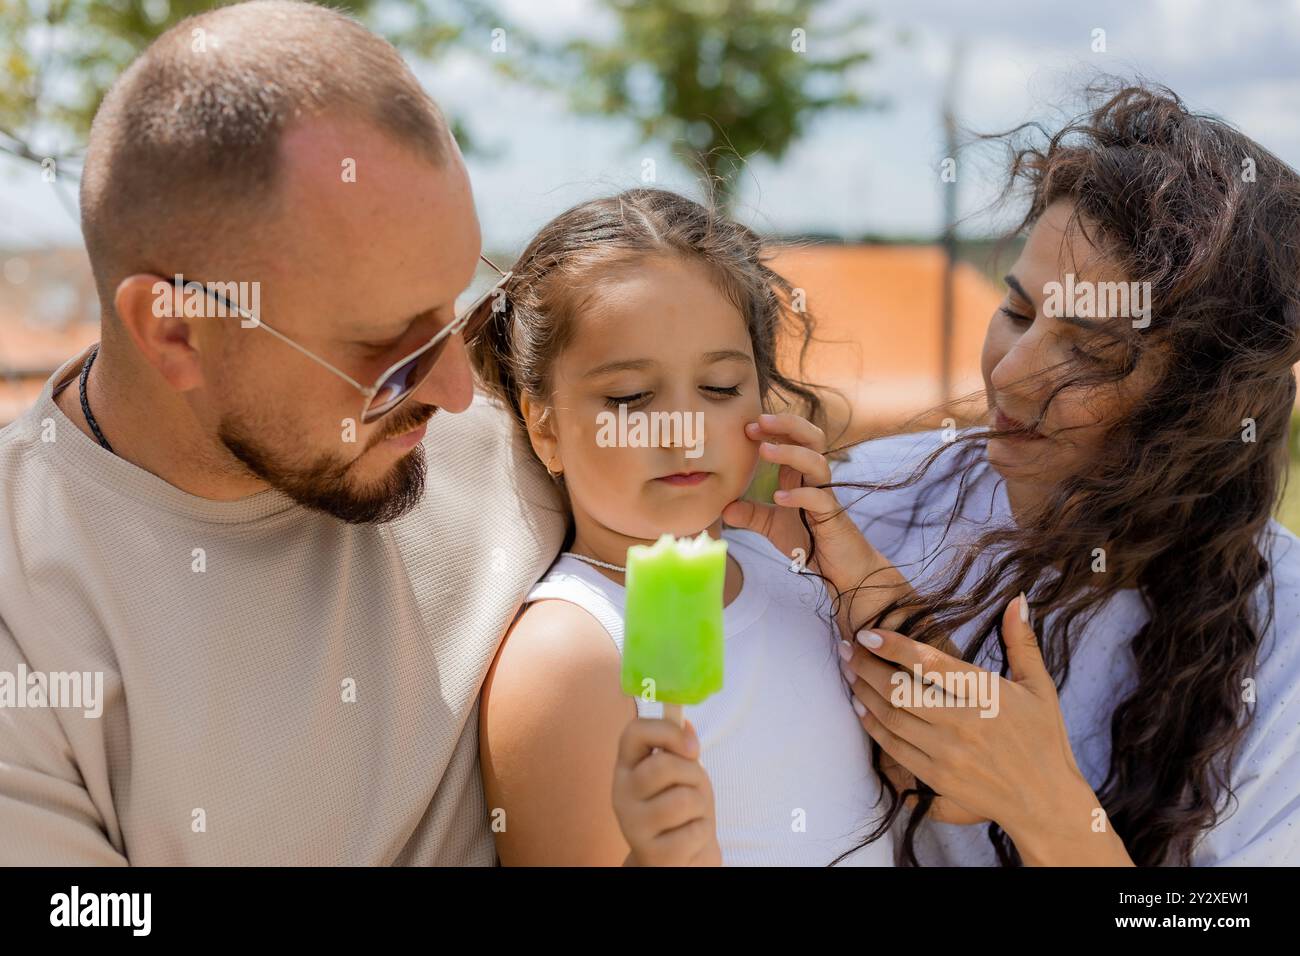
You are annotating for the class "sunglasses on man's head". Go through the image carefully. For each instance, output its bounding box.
[169,253,511,424]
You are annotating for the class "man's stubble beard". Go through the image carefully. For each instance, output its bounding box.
[218,404,436,524]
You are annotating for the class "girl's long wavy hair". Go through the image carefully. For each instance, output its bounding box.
[827,81,1300,866]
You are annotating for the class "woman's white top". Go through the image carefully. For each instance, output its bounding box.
[524,527,894,866]
[832,429,1300,866]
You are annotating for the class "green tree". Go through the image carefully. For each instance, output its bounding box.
[0,0,503,178]
[565,0,879,210]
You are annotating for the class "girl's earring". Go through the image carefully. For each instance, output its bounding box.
[545,455,563,479]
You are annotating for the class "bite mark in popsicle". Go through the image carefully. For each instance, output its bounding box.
[621,531,727,725]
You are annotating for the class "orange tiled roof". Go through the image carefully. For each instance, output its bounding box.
[0,247,99,426]
[4,242,1291,433]
[0,378,48,426]
[768,243,1002,438]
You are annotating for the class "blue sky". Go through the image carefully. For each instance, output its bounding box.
[5,0,1300,251]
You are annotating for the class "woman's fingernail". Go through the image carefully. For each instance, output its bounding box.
[857,629,883,649]
[852,698,867,718]
[837,639,853,661]
[1018,591,1029,624]
[773,489,790,502]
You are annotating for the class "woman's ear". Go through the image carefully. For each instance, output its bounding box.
[519,392,561,477]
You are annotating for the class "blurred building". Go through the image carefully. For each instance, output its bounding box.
[769,242,1003,444]
[0,247,99,426]
[0,241,1008,432]
[7,239,1297,439]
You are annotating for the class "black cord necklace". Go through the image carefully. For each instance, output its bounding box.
[79,344,115,454]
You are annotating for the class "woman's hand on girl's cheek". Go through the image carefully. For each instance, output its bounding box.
[721,412,874,590]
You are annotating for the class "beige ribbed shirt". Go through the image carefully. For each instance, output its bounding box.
[0,350,565,865]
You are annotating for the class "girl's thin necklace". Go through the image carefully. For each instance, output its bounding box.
[561,528,721,574]
[561,552,625,573]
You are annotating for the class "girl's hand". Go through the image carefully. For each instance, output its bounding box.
[722,413,877,597]
[841,595,1133,864]
[614,717,721,867]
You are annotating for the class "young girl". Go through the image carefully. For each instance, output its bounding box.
[469,188,911,865]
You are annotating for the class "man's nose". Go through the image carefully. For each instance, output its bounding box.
[415,335,475,413]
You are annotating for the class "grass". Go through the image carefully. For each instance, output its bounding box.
[1281,477,1300,534]
[1280,413,1300,535]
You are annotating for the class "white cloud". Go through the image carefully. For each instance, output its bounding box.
[4,0,1300,249]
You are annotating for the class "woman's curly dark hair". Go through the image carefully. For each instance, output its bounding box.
[827,80,1300,866]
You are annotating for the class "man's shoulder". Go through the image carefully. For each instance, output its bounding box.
[419,391,555,504]
[400,390,566,558]
[0,400,60,536]
[1,353,80,455]
[423,390,518,452]
[0,399,43,463]
[0,397,83,648]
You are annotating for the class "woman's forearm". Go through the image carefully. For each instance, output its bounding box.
[1005,777,1136,866]
[815,535,920,638]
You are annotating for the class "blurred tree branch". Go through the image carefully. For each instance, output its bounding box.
[539,0,885,210]
[0,0,889,226]
[0,0,511,178]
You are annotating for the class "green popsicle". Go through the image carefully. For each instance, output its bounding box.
[621,531,727,725]
[741,458,781,505]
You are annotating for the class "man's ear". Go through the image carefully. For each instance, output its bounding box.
[114,274,206,392]
[519,391,560,476]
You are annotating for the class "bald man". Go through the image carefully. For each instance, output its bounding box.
[0,1,564,864]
